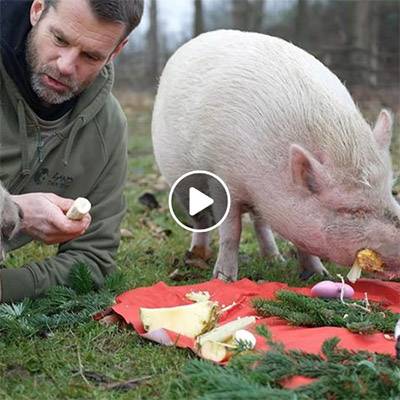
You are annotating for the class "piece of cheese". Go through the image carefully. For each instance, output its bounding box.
[140,301,219,338]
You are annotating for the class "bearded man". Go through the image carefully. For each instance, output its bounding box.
[0,0,143,302]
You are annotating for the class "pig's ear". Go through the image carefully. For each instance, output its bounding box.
[373,109,393,151]
[290,144,326,194]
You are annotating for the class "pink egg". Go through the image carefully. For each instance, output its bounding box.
[311,280,354,299]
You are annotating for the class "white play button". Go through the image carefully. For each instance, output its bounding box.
[189,187,214,216]
[168,170,230,232]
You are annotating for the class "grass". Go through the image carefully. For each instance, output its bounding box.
[1,98,399,400]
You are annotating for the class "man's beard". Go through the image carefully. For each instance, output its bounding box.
[26,27,81,105]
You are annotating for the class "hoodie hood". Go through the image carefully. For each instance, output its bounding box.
[0,0,77,120]
[0,0,116,170]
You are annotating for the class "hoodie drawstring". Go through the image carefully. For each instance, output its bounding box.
[63,116,85,166]
[17,100,30,177]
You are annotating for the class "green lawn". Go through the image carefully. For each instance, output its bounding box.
[1,101,399,400]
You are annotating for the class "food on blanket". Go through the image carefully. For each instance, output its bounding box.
[66,197,91,220]
[311,281,354,299]
[140,301,219,338]
[185,291,211,302]
[197,316,256,346]
[197,317,257,362]
[347,249,384,283]
[199,340,231,362]
[234,329,257,349]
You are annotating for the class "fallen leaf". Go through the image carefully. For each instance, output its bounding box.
[120,228,134,238]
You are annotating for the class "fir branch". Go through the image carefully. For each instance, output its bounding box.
[0,269,120,338]
[170,328,400,399]
[253,291,400,334]
[69,262,95,295]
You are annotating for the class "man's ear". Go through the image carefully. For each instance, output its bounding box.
[108,38,129,63]
[373,109,393,151]
[30,0,45,26]
[289,144,327,195]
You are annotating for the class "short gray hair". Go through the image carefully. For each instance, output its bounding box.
[43,0,144,37]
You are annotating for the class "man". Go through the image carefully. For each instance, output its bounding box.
[0,0,143,302]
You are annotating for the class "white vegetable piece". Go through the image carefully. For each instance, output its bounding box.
[66,197,91,220]
[234,329,256,349]
[185,291,211,302]
[197,316,256,346]
[347,264,362,283]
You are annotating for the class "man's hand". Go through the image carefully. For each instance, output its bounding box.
[11,193,91,244]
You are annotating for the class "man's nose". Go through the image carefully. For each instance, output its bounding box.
[57,49,78,76]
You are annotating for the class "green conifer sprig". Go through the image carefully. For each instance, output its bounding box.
[0,264,120,338]
[253,290,400,334]
[169,327,400,399]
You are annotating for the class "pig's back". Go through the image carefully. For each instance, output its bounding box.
[152,30,361,184]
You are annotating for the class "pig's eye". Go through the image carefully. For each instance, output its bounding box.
[336,208,370,217]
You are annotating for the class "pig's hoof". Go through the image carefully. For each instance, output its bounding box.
[299,270,315,280]
[299,267,331,280]
[214,271,235,282]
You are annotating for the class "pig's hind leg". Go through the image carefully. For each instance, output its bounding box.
[250,214,284,261]
[297,250,330,280]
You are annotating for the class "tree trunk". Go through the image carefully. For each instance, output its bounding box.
[147,0,159,89]
[351,0,377,86]
[249,0,265,32]
[193,0,205,37]
[295,0,308,47]
[232,0,250,31]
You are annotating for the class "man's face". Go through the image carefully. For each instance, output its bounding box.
[27,0,127,105]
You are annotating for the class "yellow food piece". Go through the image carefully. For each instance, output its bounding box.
[140,301,219,338]
[354,249,384,272]
[347,249,384,283]
[199,340,230,362]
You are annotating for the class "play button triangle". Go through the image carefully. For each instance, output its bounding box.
[189,187,214,216]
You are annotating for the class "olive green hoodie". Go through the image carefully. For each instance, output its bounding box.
[0,56,128,302]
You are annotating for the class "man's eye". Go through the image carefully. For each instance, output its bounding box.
[84,53,98,61]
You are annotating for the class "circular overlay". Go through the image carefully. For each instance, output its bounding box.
[168,170,231,233]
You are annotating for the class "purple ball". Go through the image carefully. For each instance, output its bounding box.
[311,280,354,299]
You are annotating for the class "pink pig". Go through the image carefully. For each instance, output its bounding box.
[152,30,400,281]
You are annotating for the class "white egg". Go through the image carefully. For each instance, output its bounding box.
[234,329,256,349]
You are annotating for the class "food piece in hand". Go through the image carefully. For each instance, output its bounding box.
[140,301,219,338]
[66,197,91,220]
[347,249,384,283]
[234,329,257,349]
[311,280,354,299]
[197,316,256,346]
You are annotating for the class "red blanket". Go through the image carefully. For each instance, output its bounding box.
[112,278,399,358]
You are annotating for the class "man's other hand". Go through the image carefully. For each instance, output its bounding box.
[11,193,91,244]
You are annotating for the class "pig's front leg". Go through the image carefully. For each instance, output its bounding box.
[250,214,284,261]
[190,232,212,260]
[297,250,330,280]
[213,205,242,281]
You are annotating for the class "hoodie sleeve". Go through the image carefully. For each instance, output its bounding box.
[0,117,128,302]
